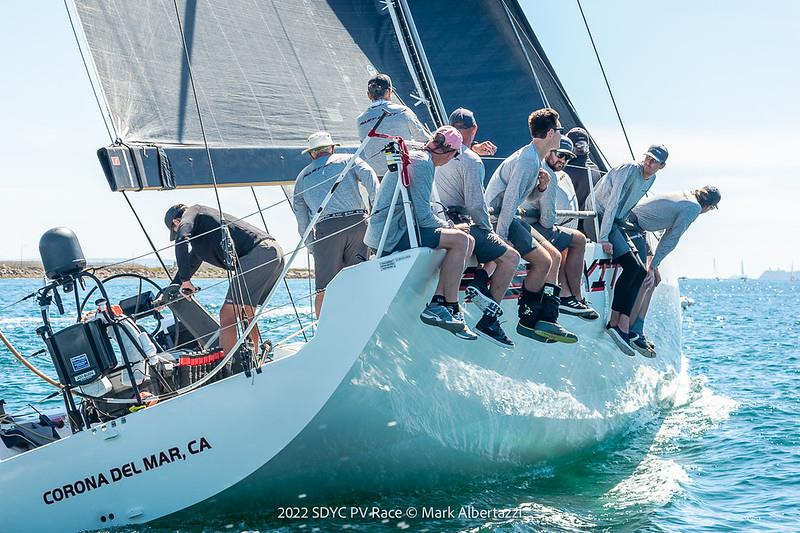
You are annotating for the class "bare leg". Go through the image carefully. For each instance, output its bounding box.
[522,245,551,292]
[489,248,520,302]
[314,292,324,319]
[609,310,620,328]
[561,230,586,299]
[435,229,472,302]
[220,303,260,356]
[540,239,561,285]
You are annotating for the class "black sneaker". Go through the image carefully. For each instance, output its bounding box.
[475,316,514,349]
[630,336,656,358]
[559,296,600,320]
[533,319,579,344]
[464,284,503,318]
[606,326,635,356]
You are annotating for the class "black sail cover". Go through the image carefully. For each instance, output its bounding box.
[75,0,600,191]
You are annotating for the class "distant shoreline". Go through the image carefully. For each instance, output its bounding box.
[0,262,312,280]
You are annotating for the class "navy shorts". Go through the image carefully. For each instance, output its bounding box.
[532,223,573,252]
[388,226,442,255]
[626,229,649,264]
[470,226,511,263]
[506,218,541,256]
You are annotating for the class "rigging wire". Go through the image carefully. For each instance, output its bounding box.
[575,0,636,160]
[280,186,315,335]
[251,186,308,342]
[121,192,171,277]
[500,0,549,107]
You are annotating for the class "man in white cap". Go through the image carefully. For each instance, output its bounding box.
[365,125,477,340]
[436,107,519,349]
[585,144,668,355]
[356,73,429,176]
[485,107,577,344]
[293,131,379,317]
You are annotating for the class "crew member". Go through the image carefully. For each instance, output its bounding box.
[563,127,602,233]
[164,204,284,367]
[584,144,667,355]
[484,108,577,344]
[436,108,520,348]
[365,126,477,340]
[626,186,721,356]
[293,131,378,318]
[522,138,599,320]
[356,73,429,176]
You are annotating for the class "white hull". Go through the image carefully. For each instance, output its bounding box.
[0,245,682,531]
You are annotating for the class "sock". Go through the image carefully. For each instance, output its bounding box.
[473,268,490,287]
[543,282,561,299]
[431,294,446,305]
[446,301,460,315]
[630,317,645,336]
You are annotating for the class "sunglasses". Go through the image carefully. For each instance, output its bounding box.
[552,152,572,161]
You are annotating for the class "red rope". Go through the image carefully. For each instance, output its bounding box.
[367,128,412,188]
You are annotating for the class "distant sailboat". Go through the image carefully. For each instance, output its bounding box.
[791,263,796,281]
[740,260,748,281]
[713,258,720,281]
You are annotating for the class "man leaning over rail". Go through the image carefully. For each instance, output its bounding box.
[356,73,429,177]
[164,204,284,368]
[522,137,599,321]
[293,131,378,318]
[584,144,667,356]
[484,108,577,344]
[625,186,722,357]
[364,126,477,340]
[436,108,520,349]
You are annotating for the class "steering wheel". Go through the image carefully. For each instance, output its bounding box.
[78,273,166,337]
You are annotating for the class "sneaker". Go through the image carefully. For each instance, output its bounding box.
[475,316,514,349]
[464,284,503,318]
[533,320,579,344]
[516,321,557,343]
[631,336,656,358]
[559,296,599,320]
[420,303,463,332]
[451,311,478,340]
[640,333,656,350]
[606,326,635,356]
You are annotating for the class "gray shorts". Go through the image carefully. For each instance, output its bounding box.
[532,223,573,252]
[470,226,511,263]
[224,240,284,307]
[506,217,541,256]
[388,226,442,255]
[312,214,368,290]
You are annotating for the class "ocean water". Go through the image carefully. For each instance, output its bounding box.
[0,278,797,531]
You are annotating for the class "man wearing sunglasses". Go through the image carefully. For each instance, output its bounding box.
[624,186,722,357]
[521,137,599,320]
[484,108,577,344]
[584,144,667,355]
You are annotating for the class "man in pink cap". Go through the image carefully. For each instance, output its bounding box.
[365,126,477,340]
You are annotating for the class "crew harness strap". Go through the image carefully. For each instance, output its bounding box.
[367,128,412,188]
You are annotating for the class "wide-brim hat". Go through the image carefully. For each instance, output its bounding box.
[302,131,340,154]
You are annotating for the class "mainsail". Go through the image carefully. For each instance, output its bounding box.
[73,0,602,190]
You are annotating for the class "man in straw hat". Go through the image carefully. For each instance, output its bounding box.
[293,131,378,317]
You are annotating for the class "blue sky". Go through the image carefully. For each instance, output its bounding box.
[0,1,798,278]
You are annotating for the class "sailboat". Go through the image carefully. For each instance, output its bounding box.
[0,1,683,531]
[740,260,748,281]
[713,258,720,281]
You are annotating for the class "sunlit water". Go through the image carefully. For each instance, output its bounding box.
[0,278,797,531]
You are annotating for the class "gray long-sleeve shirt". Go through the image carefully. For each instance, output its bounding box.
[364,148,447,251]
[590,162,656,242]
[292,153,378,236]
[520,162,558,229]
[356,100,429,176]
[434,144,492,231]
[484,142,542,240]
[632,191,701,269]
[555,170,579,229]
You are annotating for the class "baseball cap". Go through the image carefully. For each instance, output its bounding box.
[645,144,669,164]
[164,204,187,241]
[697,186,721,209]
[431,125,463,152]
[566,127,589,144]
[367,74,392,98]
[556,137,576,158]
[448,108,476,129]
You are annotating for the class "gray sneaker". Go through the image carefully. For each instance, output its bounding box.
[420,302,463,332]
[451,311,478,340]
[607,326,636,357]
[464,285,503,318]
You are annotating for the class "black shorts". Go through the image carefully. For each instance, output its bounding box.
[506,218,541,256]
[470,226,511,263]
[532,223,573,252]
[388,226,442,255]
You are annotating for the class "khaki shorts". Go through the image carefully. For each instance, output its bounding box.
[224,240,284,307]
[312,214,368,290]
